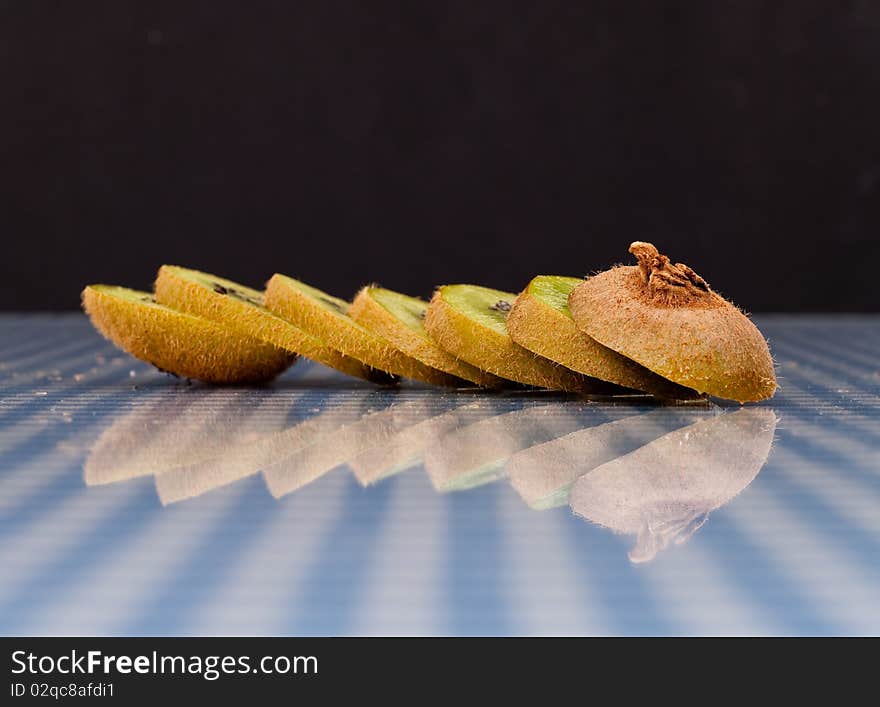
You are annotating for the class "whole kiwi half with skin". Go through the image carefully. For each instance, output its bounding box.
[507,275,700,400]
[264,274,468,387]
[424,284,622,393]
[349,285,504,388]
[82,285,294,384]
[154,265,393,384]
[568,242,777,403]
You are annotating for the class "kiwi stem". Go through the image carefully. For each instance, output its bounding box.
[628,241,711,306]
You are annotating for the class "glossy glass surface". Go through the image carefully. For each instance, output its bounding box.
[1,314,878,636]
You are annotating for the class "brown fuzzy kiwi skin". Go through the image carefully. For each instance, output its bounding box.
[507,284,700,400]
[423,286,619,394]
[82,285,294,384]
[154,265,391,384]
[568,244,777,403]
[348,285,505,388]
[264,274,467,387]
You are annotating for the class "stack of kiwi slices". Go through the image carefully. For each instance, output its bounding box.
[82,243,776,402]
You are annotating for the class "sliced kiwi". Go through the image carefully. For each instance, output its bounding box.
[82,285,294,384]
[349,285,504,388]
[424,284,620,393]
[154,265,392,384]
[507,275,700,399]
[569,242,777,403]
[264,274,467,387]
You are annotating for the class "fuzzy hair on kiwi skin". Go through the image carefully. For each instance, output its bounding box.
[82,285,294,384]
[154,265,393,384]
[264,274,469,387]
[424,284,621,394]
[349,285,505,388]
[507,276,701,400]
[568,242,777,403]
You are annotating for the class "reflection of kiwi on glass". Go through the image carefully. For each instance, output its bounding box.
[570,408,777,563]
[263,400,421,498]
[507,276,699,400]
[424,401,589,492]
[154,391,386,504]
[505,407,701,510]
[84,390,295,487]
[85,389,385,502]
[155,406,338,504]
[265,274,466,387]
[85,393,209,486]
[424,284,620,394]
[82,285,294,384]
[349,400,485,486]
[154,406,313,504]
[349,285,504,388]
[569,243,777,403]
[154,265,392,384]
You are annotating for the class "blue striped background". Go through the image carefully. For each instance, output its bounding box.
[0,313,878,636]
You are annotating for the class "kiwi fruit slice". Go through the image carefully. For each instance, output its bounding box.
[154,265,392,384]
[264,274,466,387]
[349,285,504,388]
[568,243,777,403]
[424,284,619,393]
[507,276,700,400]
[82,285,294,384]
[570,408,777,563]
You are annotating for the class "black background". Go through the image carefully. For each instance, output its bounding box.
[1,1,878,312]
